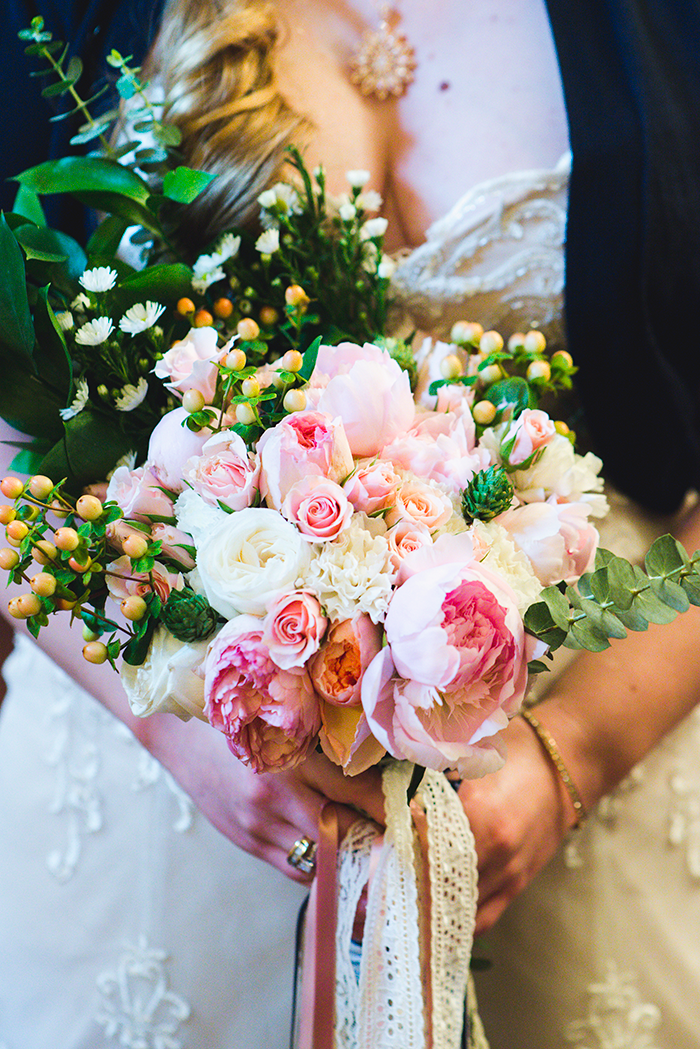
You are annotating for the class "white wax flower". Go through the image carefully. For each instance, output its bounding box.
[356,189,383,212]
[377,255,397,279]
[75,317,114,346]
[191,253,226,294]
[255,229,280,254]
[119,301,166,336]
[114,377,149,411]
[346,169,370,188]
[59,378,89,421]
[360,217,389,240]
[79,266,118,293]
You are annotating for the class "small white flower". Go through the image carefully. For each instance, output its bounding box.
[191,253,226,295]
[255,228,280,254]
[119,301,166,336]
[107,450,137,479]
[258,182,299,215]
[75,316,114,346]
[339,201,357,222]
[257,188,277,209]
[346,169,371,188]
[114,377,149,411]
[59,378,89,421]
[79,266,118,293]
[55,311,74,331]
[213,233,241,263]
[71,293,91,312]
[356,189,383,212]
[377,255,397,280]
[360,217,389,240]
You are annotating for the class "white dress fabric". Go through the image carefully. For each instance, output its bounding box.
[1,154,694,1049]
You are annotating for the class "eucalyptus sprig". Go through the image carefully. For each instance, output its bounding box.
[525,534,700,670]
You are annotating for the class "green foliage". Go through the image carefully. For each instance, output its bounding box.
[525,535,700,667]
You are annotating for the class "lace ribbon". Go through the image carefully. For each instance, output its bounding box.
[333,763,480,1049]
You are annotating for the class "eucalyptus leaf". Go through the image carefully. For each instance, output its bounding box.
[645,533,688,578]
[606,556,637,610]
[0,214,35,362]
[577,597,628,639]
[538,586,572,631]
[649,576,690,613]
[567,619,611,652]
[614,605,650,632]
[631,587,678,625]
[681,573,700,606]
[69,120,113,146]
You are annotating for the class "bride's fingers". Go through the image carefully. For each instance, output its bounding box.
[298,750,385,826]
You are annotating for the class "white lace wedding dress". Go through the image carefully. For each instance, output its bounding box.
[0,154,694,1049]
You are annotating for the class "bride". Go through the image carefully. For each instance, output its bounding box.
[1,0,700,1046]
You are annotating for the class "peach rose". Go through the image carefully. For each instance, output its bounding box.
[385,478,453,531]
[262,590,328,670]
[506,409,556,466]
[282,476,353,541]
[343,459,401,514]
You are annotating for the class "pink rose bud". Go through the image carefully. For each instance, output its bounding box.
[282,476,353,541]
[106,465,175,523]
[507,409,556,466]
[183,430,260,512]
[150,522,196,570]
[262,590,328,670]
[343,459,401,514]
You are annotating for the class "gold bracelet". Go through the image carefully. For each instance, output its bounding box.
[520,708,587,828]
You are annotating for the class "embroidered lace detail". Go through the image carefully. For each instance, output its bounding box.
[565,961,662,1049]
[130,743,195,833]
[390,157,569,343]
[95,936,191,1048]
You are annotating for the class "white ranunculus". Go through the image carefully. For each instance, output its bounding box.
[196,507,311,617]
[120,626,211,721]
[512,434,607,512]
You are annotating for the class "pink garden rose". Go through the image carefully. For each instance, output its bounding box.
[506,409,556,466]
[382,410,487,495]
[311,615,386,775]
[343,459,401,514]
[385,477,453,531]
[154,326,221,402]
[386,520,434,576]
[497,500,599,585]
[106,464,175,522]
[203,615,321,773]
[262,590,328,670]
[258,411,353,510]
[282,476,353,541]
[313,341,415,457]
[361,538,538,777]
[183,430,260,511]
[147,407,216,493]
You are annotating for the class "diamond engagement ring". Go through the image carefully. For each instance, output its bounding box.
[286,836,317,875]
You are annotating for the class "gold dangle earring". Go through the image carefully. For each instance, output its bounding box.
[349,3,416,101]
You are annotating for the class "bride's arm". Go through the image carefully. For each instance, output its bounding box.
[0,421,384,874]
[459,498,700,934]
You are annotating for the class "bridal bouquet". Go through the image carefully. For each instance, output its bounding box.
[4,18,700,1049]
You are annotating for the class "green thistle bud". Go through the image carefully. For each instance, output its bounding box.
[160,588,219,643]
[461,466,514,523]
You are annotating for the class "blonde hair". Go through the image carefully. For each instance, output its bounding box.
[146,0,305,252]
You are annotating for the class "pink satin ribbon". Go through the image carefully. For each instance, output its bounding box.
[298,803,339,1049]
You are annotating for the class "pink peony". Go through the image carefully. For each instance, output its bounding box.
[154,326,221,402]
[262,590,328,670]
[147,407,216,493]
[497,500,599,585]
[203,615,321,773]
[313,341,415,457]
[281,475,353,541]
[361,542,536,777]
[507,409,556,466]
[382,411,487,495]
[183,430,260,511]
[258,411,353,510]
[343,459,401,514]
[106,464,175,522]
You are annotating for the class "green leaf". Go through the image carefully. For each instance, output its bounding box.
[614,604,650,632]
[32,287,73,395]
[11,185,46,226]
[567,619,611,651]
[87,215,131,258]
[112,263,194,312]
[649,576,690,613]
[15,156,148,203]
[14,223,67,263]
[39,410,134,493]
[69,119,113,146]
[527,659,550,675]
[9,445,52,474]
[644,534,689,578]
[0,213,35,361]
[631,587,678,625]
[0,370,64,439]
[606,556,637,611]
[162,167,216,204]
[539,586,573,631]
[300,335,322,381]
[681,573,700,606]
[577,597,628,639]
[121,616,157,666]
[483,376,534,417]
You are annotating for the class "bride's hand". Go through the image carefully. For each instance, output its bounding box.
[136,711,385,883]
[456,712,578,935]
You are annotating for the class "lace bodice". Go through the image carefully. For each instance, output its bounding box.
[390,154,569,344]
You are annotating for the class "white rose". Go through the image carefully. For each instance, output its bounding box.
[196,507,311,617]
[120,626,210,720]
[174,487,229,544]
